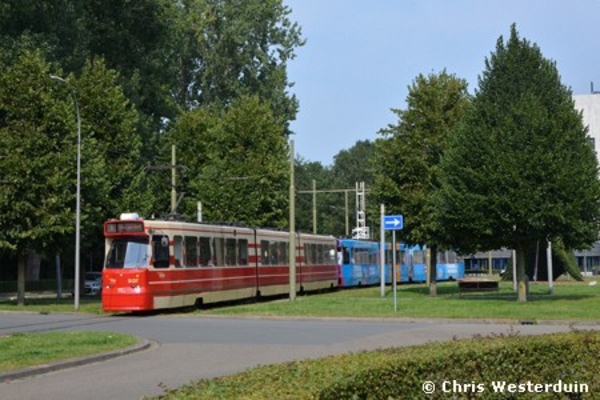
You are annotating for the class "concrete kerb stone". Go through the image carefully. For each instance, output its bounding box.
[192,313,600,327]
[0,337,154,383]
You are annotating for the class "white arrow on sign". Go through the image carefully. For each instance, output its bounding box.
[383,215,403,230]
[385,218,402,227]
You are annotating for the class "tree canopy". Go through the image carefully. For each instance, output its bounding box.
[0,0,181,135]
[0,0,308,298]
[0,47,73,254]
[434,25,600,301]
[371,70,470,295]
[372,71,470,245]
[168,96,289,227]
[175,0,304,130]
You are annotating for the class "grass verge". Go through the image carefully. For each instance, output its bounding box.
[2,279,600,321]
[198,280,600,321]
[0,295,103,314]
[0,331,138,373]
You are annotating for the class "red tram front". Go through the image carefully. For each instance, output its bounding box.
[102,214,152,311]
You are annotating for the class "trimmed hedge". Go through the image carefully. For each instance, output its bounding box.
[155,331,600,399]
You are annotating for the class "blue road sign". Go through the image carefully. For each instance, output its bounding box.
[383,215,403,230]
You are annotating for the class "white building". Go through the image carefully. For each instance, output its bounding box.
[573,93,600,157]
[573,93,600,273]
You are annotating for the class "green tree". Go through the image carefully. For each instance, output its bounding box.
[0,0,181,154]
[169,96,289,227]
[292,141,376,238]
[372,70,470,295]
[71,58,144,263]
[0,0,85,71]
[330,141,376,237]
[154,106,221,218]
[293,158,335,235]
[176,0,304,131]
[434,25,600,301]
[0,35,145,300]
[332,141,375,187]
[0,47,74,304]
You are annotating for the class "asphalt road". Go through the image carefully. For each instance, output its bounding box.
[0,312,597,400]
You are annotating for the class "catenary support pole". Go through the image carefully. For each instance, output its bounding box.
[289,140,296,301]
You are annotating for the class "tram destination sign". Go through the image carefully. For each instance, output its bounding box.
[383,215,403,230]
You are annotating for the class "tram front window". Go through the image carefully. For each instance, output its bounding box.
[106,239,149,269]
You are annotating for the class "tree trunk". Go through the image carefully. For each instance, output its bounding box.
[428,245,438,296]
[26,251,42,281]
[533,240,539,282]
[17,253,26,306]
[56,253,63,300]
[516,244,528,302]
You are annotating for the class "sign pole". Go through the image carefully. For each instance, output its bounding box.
[393,230,397,312]
[380,204,385,297]
[547,241,553,295]
[289,140,296,301]
[383,213,403,312]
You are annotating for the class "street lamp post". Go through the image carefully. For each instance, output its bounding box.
[50,75,81,311]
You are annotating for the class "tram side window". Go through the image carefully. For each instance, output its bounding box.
[186,236,198,267]
[327,245,336,264]
[438,251,448,264]
[303,244,309,264]
[152,235,170,268]
[314,244,322,264]
[399,250,406,265]
[305,243,316,264]
[174,236,184,267]
[342,246,350,264]
[269,241,279,265]
[238,239,248,265]
[279,242,288,265]
[214,238,224,266]
[199,236,212,266]
[352,248,360,264]
[261,240,270,265]
[414,250,424,264]
[225,238,236,266]
[448,251,457,263]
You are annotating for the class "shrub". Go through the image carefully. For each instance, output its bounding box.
[155,331,600,399]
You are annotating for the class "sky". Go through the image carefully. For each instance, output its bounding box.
[283,0,600,166]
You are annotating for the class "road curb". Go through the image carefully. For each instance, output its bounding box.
[193,313,600,326]
[0,337,154,383]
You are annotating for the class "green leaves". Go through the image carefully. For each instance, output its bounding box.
[161,332,600,399]
[0,47,73,252]
[372,70,470,246]
[0,38,144,264]
[168,96,288,227]
[178,0,304,131]
[436,25,600,254]
[434,25,600,300]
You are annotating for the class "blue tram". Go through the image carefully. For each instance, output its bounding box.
[337,239,464,288]
[398,244,465,283]
[336,239,390,287]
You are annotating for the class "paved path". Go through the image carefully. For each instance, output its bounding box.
[0,312,598,400]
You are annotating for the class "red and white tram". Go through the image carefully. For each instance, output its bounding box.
[101,213,338,312]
